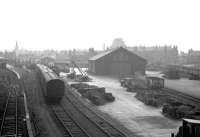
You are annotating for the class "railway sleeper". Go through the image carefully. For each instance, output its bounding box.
[63,121,74,126]
[52,106,90,137]
[65,94,128,137]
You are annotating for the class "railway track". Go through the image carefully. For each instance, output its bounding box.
[134,88,200,105]
[64,89,128,137]
[51,104,91,137]
[0,90,24,137]
[163,88,200,105]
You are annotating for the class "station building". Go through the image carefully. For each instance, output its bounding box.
[88,47,147,76]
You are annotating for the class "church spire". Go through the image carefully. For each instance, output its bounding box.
[15,41,19,51]
[14,41,19,57]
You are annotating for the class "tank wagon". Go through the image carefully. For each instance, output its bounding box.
[36,64,65,103]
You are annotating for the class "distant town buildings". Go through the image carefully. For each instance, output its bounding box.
[1,39,200,68]
[180,49,200,64]
[128,46,178,65]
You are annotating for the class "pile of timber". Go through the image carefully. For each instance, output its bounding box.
[70,83,115,105]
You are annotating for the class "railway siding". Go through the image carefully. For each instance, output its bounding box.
[163,88,200,106]
[64,89,129,137]
[0,89,28,137]
[61,97,110,137]
[134,87,200,120]
[51,104,91,137]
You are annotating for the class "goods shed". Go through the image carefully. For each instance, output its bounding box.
[88,47,147,76]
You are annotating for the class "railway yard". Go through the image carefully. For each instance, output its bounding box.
[1,59,200,137]
[2,1,200,137]
[78,75,181,137]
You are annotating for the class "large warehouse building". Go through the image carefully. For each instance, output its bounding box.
[88,47,147,76]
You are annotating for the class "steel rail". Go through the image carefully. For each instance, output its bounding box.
[163,88,200,105]
[0,90,18,137]
[51,104,91,137]
[64,90,129,137]
[15,89,18,137]
[0,92,11,135]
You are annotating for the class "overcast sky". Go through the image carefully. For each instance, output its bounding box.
[0,0,200,52]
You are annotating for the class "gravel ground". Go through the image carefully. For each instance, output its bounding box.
[86,74,181,137]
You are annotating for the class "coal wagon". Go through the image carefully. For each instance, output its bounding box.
[36,64,65,103]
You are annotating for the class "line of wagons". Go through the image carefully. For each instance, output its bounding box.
[36,64,65,103]
[120,76,164,90]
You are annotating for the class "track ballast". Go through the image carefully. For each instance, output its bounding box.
[51,104,91,137]
[64,89,128,137]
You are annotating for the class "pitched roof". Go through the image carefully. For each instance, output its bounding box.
[89,50,113,61]
[89,47,146,62]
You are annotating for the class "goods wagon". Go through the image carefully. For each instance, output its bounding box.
[163,65,180,79]
[146,76,164,89]
[120,76,164,90]
[36,64,64,103]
